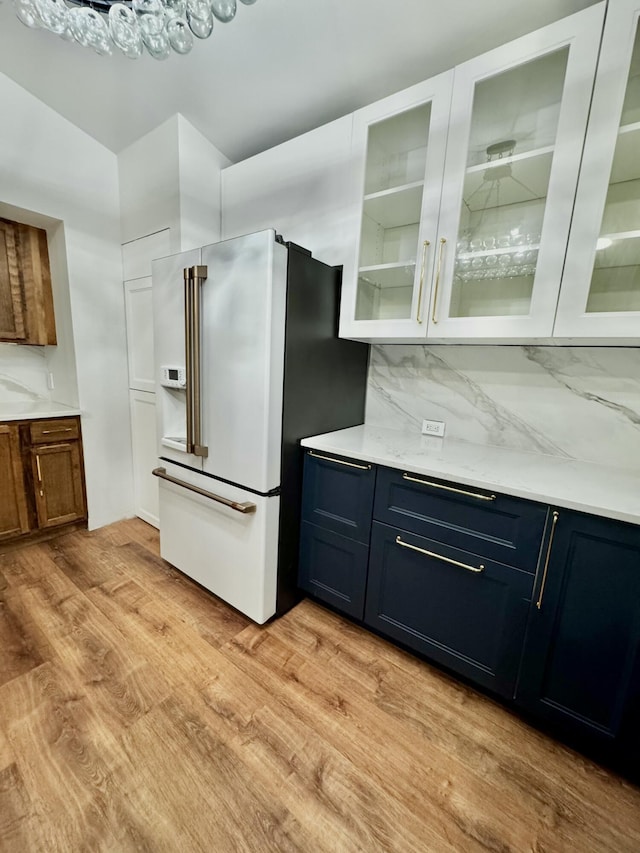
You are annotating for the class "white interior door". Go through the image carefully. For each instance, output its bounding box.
[129,389,159,527]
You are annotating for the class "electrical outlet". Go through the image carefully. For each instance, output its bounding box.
[422,418,445,437]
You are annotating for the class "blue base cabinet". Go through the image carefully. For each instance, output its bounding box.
[365,522,534,699]
[516,511,640,766]
[297,450,640,778]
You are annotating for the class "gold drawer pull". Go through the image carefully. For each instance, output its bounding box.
[308,451,371,471]
[396,535,484,573]
[41,427,74,434]
[536,510,559,611]
[402,472,496,502]
[416,239,431,325]
[152,467,256,514]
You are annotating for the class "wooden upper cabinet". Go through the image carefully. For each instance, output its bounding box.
[0,218,56,346]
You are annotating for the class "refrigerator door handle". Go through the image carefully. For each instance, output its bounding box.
[183,265,209,458]
[152,467,256,514]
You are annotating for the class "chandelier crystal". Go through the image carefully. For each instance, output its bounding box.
[12,0,257,59]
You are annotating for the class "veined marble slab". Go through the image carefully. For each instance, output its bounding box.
[366,345,640,472]
[0,400,81,421]
[301,424,640,526]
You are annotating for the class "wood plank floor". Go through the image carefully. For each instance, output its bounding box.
[1,519,639,852]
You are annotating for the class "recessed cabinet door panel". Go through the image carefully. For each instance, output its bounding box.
[299,521,369,619]
[32,443,86,528]
[0,424,29,540]
[555,1,640,339]
[0,220,26,342]
[374,467,547,573]
[430,5,604,339]
[364,522,534,698]
[301,451,375,544]
[517,511,640,748]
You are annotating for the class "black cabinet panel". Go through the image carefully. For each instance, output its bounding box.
[365,522,534,698]
[301,450,375,543]
[299,521,369,619]
[517,511,640,749]
[374,468,547,573]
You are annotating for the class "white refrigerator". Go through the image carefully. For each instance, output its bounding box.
[151,230,369,623]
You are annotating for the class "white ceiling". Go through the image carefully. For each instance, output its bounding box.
[0,0,601,163]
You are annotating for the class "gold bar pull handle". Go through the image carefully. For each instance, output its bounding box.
[190,265,208,459]
[35,453,44,497]
[396,535,484,574]
[152,467,256,514]
[41,428,73,435]
[431,237,447,325]
[536,510,560,611]
[402,472,496,502]
[416,240,431,325]
[308,450,371,471]
[184,268,194,455]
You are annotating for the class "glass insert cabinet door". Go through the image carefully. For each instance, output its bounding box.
[338,72,454,341]
[426,4,604,340]
[555,0,640,339]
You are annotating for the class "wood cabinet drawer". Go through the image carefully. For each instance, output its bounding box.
[301,450,376,544]
[373,467,547,572]
[299,521,369,619]
[30,417,79,444]
[364,521,534,698]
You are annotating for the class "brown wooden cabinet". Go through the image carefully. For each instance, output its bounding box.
[0,416,86,547]
[0,218,56,346]
[0,423,30,540]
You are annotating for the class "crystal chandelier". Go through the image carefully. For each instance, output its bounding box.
[12,0,257,60]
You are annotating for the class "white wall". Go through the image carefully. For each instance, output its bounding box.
[0,71,133,529]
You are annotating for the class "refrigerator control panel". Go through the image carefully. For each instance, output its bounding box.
[160,365,186,389]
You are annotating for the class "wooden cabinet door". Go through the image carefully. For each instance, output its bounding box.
[517,510,640,753]
[32,442,86,528]
[0,220,27,342]
[0,424,29,540]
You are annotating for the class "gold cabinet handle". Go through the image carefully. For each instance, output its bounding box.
[416,240,431,325]
[35,453,42,483]
[402,472,496,502]
[308,450,371,471]
[152,467,256,514]
[396,535,484,573]
[41,427,73,434]
[431,237,447,325]
[536,510,559,611]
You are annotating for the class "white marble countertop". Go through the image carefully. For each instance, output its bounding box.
[0,401,81,421]
[301,425,640,526]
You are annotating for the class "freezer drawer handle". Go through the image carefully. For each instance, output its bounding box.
[402,473,496,502]
[395,535,485,574]
[152,467,256,514]
[307,450,371,471]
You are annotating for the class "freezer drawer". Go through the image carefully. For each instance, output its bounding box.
[157,466,279,624]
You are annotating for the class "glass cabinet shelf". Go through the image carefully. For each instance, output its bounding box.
[362,183,424,229]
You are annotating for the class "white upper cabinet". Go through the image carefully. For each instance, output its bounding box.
[339,4,605,343]
[554,0,640,340]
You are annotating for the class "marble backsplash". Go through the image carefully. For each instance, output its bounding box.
[0,344,52,408]
[366,345,640,472]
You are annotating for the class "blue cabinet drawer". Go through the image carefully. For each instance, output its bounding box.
[299,521,369,619]
[301,450,376,544]
[364,521,534,698]
[374,467,547,572]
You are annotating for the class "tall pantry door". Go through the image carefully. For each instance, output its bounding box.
[200,230,288,494]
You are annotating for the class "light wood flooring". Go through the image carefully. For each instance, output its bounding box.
[1,519,639,852]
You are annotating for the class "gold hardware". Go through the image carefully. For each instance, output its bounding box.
[308,450,371,470]
[431,237,447,324]
[536,510,559,610]
[41,428,73,434]
[402,472,496,501]
[184,270,194,455]
[191,267,208,459]
[416,240,431,325]
[152,467,256,514]
[36,453,42,483]
[396,535,484,573]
